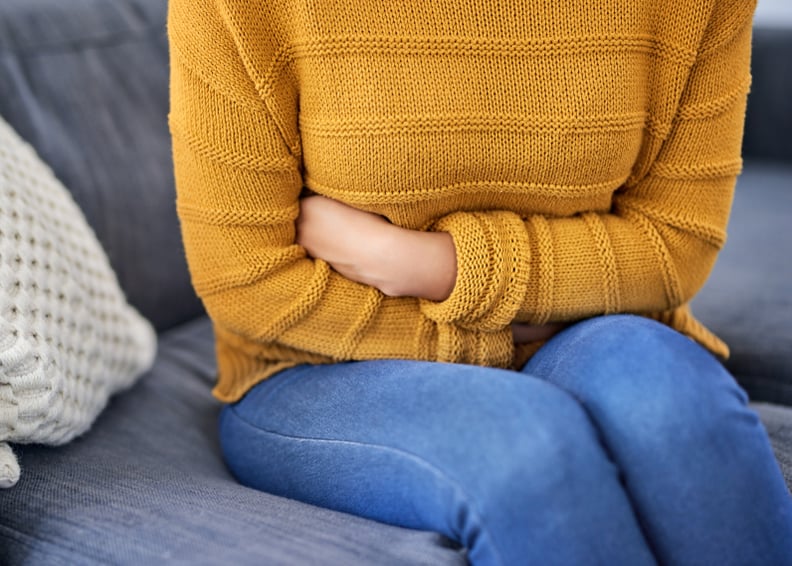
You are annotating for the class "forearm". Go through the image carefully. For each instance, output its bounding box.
[419,8,752,332]
[374,229,457,302]
[295,196,561,344]
[296,195,457,302]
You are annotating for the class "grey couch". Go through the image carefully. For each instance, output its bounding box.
[1,1,790,564]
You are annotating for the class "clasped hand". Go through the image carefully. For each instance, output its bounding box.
[295,195,564,344]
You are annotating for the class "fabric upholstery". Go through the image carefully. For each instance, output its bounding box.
[692,163,792,405]
[742,27,792,163]
[0,0,202,331]
[1,315,790,563]
[754,402,792,489]
[0,117,156,488]
[0,318,466,565]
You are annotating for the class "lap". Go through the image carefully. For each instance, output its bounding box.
[223,316,747,473]
[222,315,741,480]
[218,318,789,566]
[223,359,595,467]
[219,359,651,564]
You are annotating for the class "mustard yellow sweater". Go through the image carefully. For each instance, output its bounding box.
[168,0,755,403]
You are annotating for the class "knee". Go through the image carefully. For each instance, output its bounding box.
[541,315,751,446]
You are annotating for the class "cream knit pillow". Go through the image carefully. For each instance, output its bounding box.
[0,117,156,488]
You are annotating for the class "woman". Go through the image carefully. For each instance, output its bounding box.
[168,0,792,563]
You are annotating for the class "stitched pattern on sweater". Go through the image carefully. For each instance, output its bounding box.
[336,288,384,361]
[170,120,296,173]
[582,213,621,315]
[676,76,751,121]
[619,208,683,309]
[177,202,299,227]
[290,34,697,67]
[617,201,726,249]
[304,175,627,204]
[300,112,650,138]
[651,159,743,180]
[191,246,305,297]
[527,216,554,325]
[697,1,756,56]
[254,260,332,344]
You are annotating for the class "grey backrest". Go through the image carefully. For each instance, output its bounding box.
[0,0,203,332]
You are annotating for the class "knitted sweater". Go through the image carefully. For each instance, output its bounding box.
[168,0,755,403]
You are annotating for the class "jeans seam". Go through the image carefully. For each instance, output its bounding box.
[226,404,506,566]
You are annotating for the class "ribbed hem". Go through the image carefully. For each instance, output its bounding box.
[212,312,516,402]
[211,325,332,403]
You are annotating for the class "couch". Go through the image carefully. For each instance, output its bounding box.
[1,0,790,563]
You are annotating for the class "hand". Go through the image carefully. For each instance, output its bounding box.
[511,322,567,343]
[296,195,395,288]
[296,195,457,301]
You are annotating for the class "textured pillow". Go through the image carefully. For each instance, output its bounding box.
[0,117,156,488]
[0,0,204,333]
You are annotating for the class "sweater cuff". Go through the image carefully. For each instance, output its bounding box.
[420,210,530,331]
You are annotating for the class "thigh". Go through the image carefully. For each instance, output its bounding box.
[522,314,751,448]
[221,359,592,514]
[522,314,792,566]
[219,359,656,566]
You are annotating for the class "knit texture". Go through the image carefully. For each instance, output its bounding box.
[168,0,755,403]
[0,118,157,488]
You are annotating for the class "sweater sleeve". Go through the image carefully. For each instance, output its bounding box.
[420,1,755,331]
[168,0,512,367]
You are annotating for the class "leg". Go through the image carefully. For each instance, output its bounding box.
[523,315,792,566]
[219,360,657,566]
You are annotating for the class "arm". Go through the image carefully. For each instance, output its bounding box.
[296,195,457,302]
[418,1,755,332]
[296,195,567,343]
[297,1,754,339]
[168,0,512,367]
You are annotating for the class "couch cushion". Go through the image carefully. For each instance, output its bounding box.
[753,402,792,490]
[0,317,465,565]
[692,162,792,405]
[0,0,202,331]
[744,1,792,163]
[0,316,789,562]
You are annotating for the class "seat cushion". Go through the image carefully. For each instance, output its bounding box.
[1,316,791,563]
[692,162,792,405]
[0,0,202,331]
[0,117,155,488]
[0,317,465,565]
[753,402,792,490]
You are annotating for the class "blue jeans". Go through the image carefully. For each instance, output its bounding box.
[219,315,792,565]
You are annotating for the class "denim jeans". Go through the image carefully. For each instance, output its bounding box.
[219,315,792,565]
